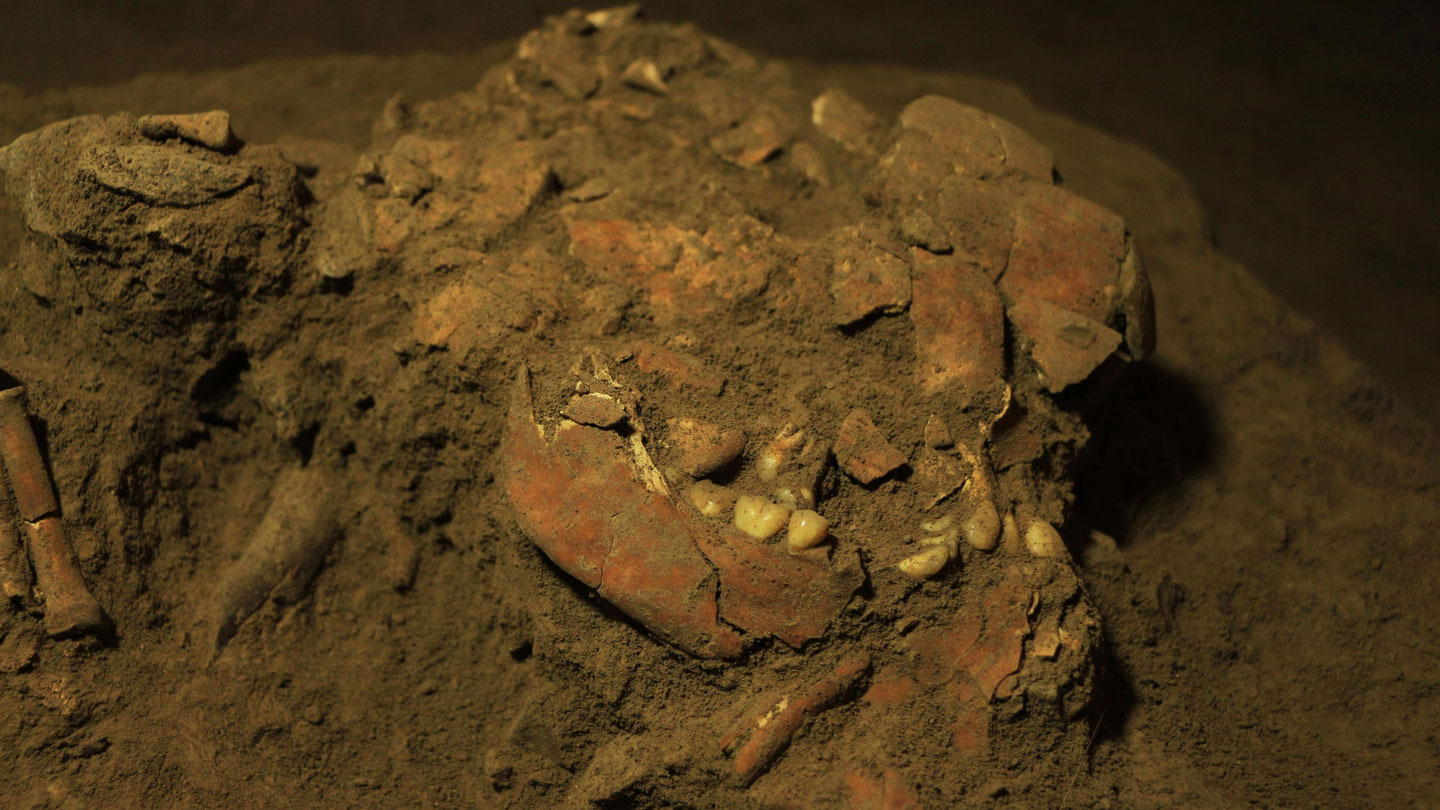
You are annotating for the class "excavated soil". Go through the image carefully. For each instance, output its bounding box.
[0,16,1437,810]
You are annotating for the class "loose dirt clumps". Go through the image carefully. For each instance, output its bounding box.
[0,8,1172,808]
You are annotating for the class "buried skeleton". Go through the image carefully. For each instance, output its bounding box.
[0,8,1152,807]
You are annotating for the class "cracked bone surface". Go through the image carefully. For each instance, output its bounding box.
[0,7,1152,806]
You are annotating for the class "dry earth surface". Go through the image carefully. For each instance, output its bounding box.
[0,18,1436,810]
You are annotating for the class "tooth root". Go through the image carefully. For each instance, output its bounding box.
[920,533,959,559]
[773,486,815,510]
[897,545,951,579]
[919,515,954,535]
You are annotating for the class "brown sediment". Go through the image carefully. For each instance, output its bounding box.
[0,14,1432,810]
[0,491,31,602]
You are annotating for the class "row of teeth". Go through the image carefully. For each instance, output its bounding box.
[685,481,832,552]
[896,509,1067,578]
[678,424,1068,576]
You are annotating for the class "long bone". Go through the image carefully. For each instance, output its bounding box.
[0,386,107,637]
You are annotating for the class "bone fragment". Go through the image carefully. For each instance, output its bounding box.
[23,516,108,637]
[724,653,871,784]
[206,465,340,650]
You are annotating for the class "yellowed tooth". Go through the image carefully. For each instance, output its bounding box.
[772,486,816,510]
[1024,520,1067,558]
[686,481,737,518]
[897,545,950,579]
[786,509,831,551]
[734,495,792,540]
[920,533,959,559]
[962,500,1001,551]
[919,515,954,535]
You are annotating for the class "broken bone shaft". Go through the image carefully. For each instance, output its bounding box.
[0,386,107,637]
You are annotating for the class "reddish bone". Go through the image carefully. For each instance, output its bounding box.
[502,367,743,658]
[908,247,1005,399]
[0,387,59,520]
[0,387,107,636]
[23,517,107,637]
[722,653,872,785]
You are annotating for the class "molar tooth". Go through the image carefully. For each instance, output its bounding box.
[897,545,950,579]
[734,495,791,540]
[786,509,831,551]
[686,481,737,518]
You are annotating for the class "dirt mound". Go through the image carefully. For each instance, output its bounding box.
[0,9,1436,810]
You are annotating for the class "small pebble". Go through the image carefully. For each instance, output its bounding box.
[789,141,830,186]
[136,110,239,152]
[923,413,954,449]
[564,177,612,202]
[563,393,627,428]
[900,209,952,254]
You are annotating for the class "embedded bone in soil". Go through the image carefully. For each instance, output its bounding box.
[0,10,1164,804]
[502,368,743,659]
[204,465,341,650]
[0,386,107,636]
[136,111,239,152]
[0,387,61,521]
[720,653,872,785]
[506,366,863,651]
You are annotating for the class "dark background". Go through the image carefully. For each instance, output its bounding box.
[3,0,1437,421]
